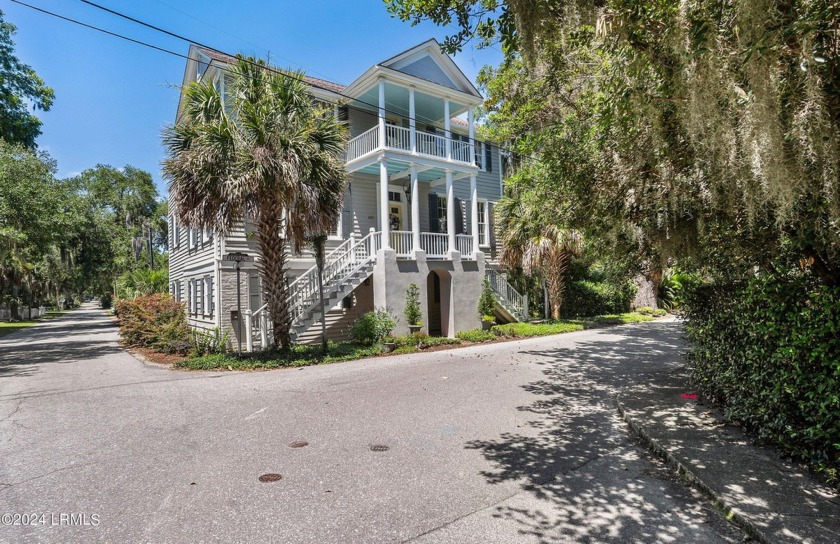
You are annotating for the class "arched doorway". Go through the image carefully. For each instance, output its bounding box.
[426,270,452,337]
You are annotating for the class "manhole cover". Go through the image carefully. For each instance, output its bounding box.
[289,440,309,448]
[370,444,390,452]
[258,473,283,482]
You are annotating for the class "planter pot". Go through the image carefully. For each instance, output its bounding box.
[408,325,423,335]
[481,319,495,331]
[382,342,397,353]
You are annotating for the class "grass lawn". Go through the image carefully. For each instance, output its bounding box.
[175,311,658,371]
[0,320,39,338]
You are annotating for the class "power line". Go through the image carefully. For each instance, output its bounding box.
[12,0,533,165]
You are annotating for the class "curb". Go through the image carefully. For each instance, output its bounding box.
[614,395,768,544]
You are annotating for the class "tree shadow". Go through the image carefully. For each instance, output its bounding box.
[0,311,125,378]
[463,322,736,543]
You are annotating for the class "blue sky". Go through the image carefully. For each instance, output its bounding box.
[5,0,501,196]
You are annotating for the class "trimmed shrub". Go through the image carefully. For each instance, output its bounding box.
[115,293,191,354]
[562,279,635,318]
[456,329,496,343]
[349,309,397,346]
[404,283,422,326]
[684,274,840,481]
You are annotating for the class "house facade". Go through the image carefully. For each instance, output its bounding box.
[168,40,528,350]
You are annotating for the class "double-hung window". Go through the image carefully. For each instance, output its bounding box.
[477,201,488,246]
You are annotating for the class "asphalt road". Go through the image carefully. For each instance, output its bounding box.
[0,304,743,543]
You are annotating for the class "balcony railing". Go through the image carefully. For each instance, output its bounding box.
[456,234,474,258]
[390,231,413,258]
[346,124,475,166]
[421,232,448,258]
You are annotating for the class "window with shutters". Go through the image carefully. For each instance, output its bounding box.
[175,280,181,302]
[187,280,194,314]
[437,196,447,233]
[204,276,214,316]
[196,279,203,315]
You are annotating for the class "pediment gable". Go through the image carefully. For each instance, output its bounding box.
[380,40,481,98]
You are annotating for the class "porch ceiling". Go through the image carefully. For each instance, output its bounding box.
[355,160,450,183]
[353,82,469,124]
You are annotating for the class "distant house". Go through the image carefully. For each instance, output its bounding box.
[169,40,527,350]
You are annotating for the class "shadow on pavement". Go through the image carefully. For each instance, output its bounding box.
[0,310,124,378]
[463,322,730,543]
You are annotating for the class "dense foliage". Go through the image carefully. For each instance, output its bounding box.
[685,275,840,480]
[115,294,191,354]
[0,9,54,148]
[477,277,496,319]
[562,279,634,318]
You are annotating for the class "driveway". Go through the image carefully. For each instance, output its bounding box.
[0,305,742,543]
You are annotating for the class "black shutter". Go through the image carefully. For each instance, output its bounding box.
[455,198,465,234]
[485,143,493,172]
[338,106,349,121]
[428,193,439,233]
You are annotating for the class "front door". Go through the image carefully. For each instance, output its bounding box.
[388,190,404,231]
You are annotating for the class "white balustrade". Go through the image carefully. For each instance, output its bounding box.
[456,234,473,258]
[485,267,528,320]
[390,231,413,257]
[346,126,379,162]
[421,232,448,258]
[346,125,473,165]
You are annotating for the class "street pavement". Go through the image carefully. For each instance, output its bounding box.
[0,304,744,543]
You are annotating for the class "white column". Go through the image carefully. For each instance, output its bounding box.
[446,170,455,254]
[411,165,421,251]
[379,158,390,249]
[470,174,479,254]
[468,108,475,166]
[378,79,386,150]
[409,87,416,154]
[444,98,451,160]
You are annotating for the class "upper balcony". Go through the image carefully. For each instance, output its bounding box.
[346,124,473,166]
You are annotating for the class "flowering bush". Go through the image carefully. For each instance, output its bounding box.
[115,293,191,354]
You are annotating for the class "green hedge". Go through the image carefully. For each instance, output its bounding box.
[561,279,635,317]
[684,275,840,480]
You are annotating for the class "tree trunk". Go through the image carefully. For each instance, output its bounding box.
[256,199,291,350]
[546,250,571,320]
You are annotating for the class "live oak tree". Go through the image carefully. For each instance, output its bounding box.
[0,9,54,148]
[163,57,347,349]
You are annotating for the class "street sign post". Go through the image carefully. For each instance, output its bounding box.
[225,253,253,356]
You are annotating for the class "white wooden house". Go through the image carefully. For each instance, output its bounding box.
[168,40,527,349]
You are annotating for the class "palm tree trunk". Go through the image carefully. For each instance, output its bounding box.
[546,250,571,320]
[256,198,291,350]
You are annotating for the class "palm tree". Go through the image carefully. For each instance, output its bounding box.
[163,56,347,349]
[496,190,582,320]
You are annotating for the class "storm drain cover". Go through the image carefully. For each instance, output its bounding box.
[289,440,309,448]
[258,473,283,483]
[370,444,390,452]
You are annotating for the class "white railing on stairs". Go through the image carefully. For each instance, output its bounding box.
[249,229,382,349]
[485,267,528,321]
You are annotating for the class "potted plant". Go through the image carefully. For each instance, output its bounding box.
[404,283,423,334]
[478,278,496,331]
[382,334,398,352]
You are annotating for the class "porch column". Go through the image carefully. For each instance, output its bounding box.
[446,170,456,254]
[468,108,475,165]
[470,174,479,254]
[379,158,390,249]
[378,79,386,150]
[411,164,421,251]
[409,87,416,154]
[444,98,451,160]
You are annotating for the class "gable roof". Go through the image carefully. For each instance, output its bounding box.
[195,46,346,94]
[378,39,481,98]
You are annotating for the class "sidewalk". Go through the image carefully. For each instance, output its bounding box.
[617,367,840,544]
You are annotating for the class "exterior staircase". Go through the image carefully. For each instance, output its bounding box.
[244,233,529,351]
[248,230,381,349]
[485,267,528,323]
